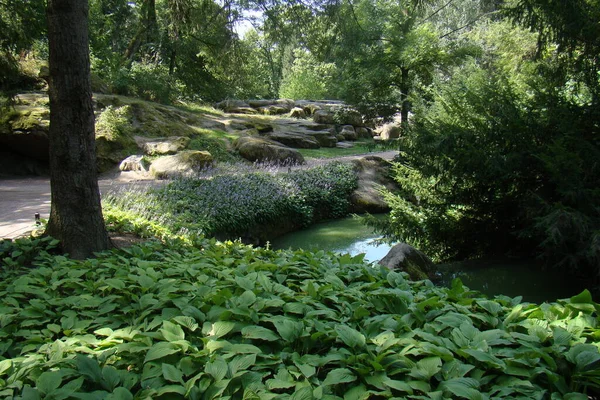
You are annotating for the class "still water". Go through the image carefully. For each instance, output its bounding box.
[271,216,589,303]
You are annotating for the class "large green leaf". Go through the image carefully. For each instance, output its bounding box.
[36,371,62,395]
[461,349,505,369]
[208,321,236,338]
[102,366,121,391]
[335,324,366,348]
[409,356,442,380]
[439,378,482,399]
[241,325,279,341]
[162,363,184,383]
[161,320,185,342]
[76,355,103,383]
[570,290,593,304]
[290,386,313,400]
[271,316,303,342]
[205,358,228,381]
[383,378,413,393]
[144,342,179,363]
[105,387,134,400]
[0,360,12,376]
[237,290,257,308]
[323,368,356,386]
[229,354,257,376]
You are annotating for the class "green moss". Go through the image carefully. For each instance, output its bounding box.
[1,107,49,133]
[128,102,197,138]
[174,100,224,117]
[188,132,241,163]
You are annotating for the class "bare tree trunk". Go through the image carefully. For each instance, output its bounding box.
[400,66,410,133]
[46,0,110,259]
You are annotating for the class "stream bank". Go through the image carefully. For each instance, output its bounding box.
[271,215,590,303]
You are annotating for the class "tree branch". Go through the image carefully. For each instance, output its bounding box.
[422,0,455,23]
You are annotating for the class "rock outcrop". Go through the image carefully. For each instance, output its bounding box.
[289,107,306,119]
[119,155,149,172]
[349,156,398,213]
[234,136,305,165]
[134,136,190,155]
[149,150,213,178]
[340,125,357,140]
[378,243,437,281]
[313,110,335,124]
[262,131,320,149]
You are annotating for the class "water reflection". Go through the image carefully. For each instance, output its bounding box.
[271,216,590,303]
[271,215,391,262]
[437,259,588,303]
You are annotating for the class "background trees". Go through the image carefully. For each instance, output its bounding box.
[373,1,600,279]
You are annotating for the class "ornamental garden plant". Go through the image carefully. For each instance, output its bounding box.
[0,236,599,399]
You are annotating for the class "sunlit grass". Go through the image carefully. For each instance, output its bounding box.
[298,139,396,159]
[174,100,224,117]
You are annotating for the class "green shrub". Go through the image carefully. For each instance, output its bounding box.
[188,134,239,163]
[95,105,132,141]
[0,236,59,271]
[373,21,600,277]
[112,62,182,104]
[0,238,599,398]
[103,162,358,240]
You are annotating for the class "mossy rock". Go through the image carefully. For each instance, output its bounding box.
[234,136,305,165]
[1,107,50,135]
[149,150,213,179]
[378,243,437,281]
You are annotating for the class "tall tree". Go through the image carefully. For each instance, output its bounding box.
[46,0,110,259]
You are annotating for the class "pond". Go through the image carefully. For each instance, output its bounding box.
[271,215,590,303]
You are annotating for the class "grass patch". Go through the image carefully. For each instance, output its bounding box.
[174,100,225,117]
[0,237,599,398]
[299,139,398,159]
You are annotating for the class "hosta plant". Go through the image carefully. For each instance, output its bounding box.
[0,237,599,399]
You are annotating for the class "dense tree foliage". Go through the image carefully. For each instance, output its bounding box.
[0,0,45,91]
[373,2,600,281]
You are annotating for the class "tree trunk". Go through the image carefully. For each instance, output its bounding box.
[45,0,110,259]
[400,66,410,133]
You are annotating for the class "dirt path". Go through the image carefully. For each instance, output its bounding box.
[0,150,397,240]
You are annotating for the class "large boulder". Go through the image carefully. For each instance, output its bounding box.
[149,150,213,179]
[378,243,436,281]
[259,106,289,115]
[119,155,149,172]
[235,136,305,165]
[307,131,338,148]
[135,136,190,155]
[254,123,274,133]
[298,123,332,132]
[349,156,398,213]
[336,108,363,127]
[302,104,321,116]
[313,110,335,124]
[263,131,320,149]
[247,99,274,108]
[214,99,251,113]
[377,122,402,140]
[289,107,306,119]
[356,127,372,139]
[340,125,357,141]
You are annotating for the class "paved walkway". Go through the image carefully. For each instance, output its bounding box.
[0,150,397,240]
